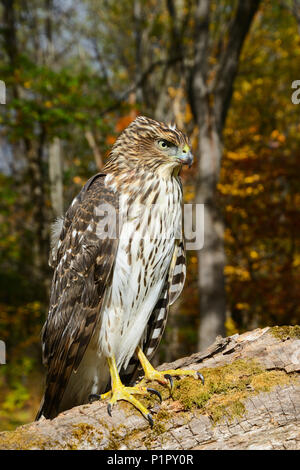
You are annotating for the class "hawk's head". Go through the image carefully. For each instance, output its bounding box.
[108,116,193,176]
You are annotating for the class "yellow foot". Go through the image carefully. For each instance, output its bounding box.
[89,381,162,427]
[140,367,204,394]
[137,347,204,394]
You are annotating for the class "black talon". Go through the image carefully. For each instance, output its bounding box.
[147,413,154,428]
[107,402,112,417]
[164,374,174,393]
[89,393,100,403]
[147,387,162,403]
[197,372,205,385]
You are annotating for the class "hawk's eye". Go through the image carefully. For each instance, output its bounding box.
[158,139,172,149]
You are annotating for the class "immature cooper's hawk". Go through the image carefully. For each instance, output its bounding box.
[37,116,203,425]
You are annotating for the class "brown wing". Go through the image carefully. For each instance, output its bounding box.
[121,239,186,385]
[37,173,119,419]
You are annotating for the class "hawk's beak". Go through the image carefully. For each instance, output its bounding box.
[178,146,193,168]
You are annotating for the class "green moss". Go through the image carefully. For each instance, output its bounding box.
[102,422,130,450]
[69,423,104,449]
[172,359,294,423]
[0,428,57,450]
[270,325,300,341]
[151,408,169,435]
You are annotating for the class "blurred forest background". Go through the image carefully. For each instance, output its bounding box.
[0,0,299,430]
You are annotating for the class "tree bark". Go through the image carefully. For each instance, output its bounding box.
[0,326,299,450]
[85,130,104,171]
[49,137,64,217]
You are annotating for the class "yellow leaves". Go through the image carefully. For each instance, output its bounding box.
[244,174,260,184]
[23,81,31,89]
[245,184,264,195]
[233,90,242,101]
[224,265,250,281]
[218,166,264,198]
[184,192,194,202]
[224,228,234,244]
[185,103,193,123]
[226,150,249,161]
[241,80,252,93]
[225,206,247,219]
[168,86,177,99]
[250,251,259,259]
[218,183,264,197]
[225,316,239,336]
[236,303,250,310]
[184,185,195,202]
[44,100,53,108]
[293,255,300,267]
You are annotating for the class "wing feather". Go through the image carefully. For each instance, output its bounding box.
[37,173,119,419]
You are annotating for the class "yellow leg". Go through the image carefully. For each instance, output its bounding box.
[136,347,204,393]
[89,355,162,426]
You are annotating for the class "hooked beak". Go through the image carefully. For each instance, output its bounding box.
[178,146,193,168]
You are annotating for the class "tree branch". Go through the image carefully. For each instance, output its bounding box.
[1,327,299,450]
[213,0,261,132]
[98,55,183,117]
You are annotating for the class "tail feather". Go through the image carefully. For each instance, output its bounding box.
[35,396,45,421]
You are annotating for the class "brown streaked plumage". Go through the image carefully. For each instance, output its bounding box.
[37,116,194,422]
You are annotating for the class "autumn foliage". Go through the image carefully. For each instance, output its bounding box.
[0,0,299,430]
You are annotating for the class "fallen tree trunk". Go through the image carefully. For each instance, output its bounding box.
[0,326,299,450]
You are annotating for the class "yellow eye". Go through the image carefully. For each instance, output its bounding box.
[158,139,172,149]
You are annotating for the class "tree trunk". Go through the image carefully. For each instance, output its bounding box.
[0,326,299,450]
[49,137,64,217]
[26,136,49,276]
[196,113,226,349]
[187,0,261,349]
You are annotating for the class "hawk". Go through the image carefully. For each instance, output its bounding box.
[37,116,203,426]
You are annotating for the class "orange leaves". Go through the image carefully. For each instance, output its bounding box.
[269,129,286,147]
[106,112,139,146]
[73,176,83,185]
[115,113,138,132]
[106,135,117,146]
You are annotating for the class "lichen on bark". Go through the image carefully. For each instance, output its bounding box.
[0,327,299,450]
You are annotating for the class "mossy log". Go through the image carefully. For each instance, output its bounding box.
[0,326,299,450]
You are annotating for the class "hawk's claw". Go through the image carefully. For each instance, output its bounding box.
[107,402,112,417]
[88,393,100,403]
[147,387,162,403]
[147,413,154,428]
[197,372,205,385]
[164,374,174,393]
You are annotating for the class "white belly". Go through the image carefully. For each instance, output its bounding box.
[97,181,182,370]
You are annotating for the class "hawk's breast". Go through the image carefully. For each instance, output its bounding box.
[97,174,182,370]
